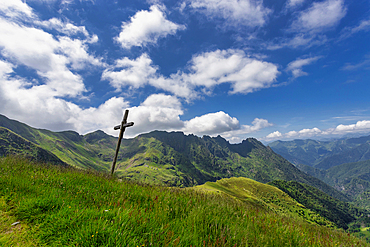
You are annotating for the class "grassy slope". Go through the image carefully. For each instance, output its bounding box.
[0,127,67,166]
[269,180,368,230]
[0,156,368,247]
[0,114,117,171]
[194,177,334,228]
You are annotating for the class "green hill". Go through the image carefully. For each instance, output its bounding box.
[1,156,368,246]
[269,180,368,230]
[0,114,348,202]
[194,177,334,227]
[0,127,67,166]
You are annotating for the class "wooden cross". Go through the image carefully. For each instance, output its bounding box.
[111,109,134,175]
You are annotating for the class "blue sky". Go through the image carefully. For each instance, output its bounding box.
[0,0,369,143]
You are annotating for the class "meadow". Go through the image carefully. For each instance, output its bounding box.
[0,156,368,246]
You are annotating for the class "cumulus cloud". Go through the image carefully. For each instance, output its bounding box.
[186,49,279,94]
[68,97,130,135]
[0,18,88,97]
[125,94,185,137]
[183,111,240,136]
[266,131,282,139]
[116,5,186,49]
[331,120,370,134]
[0,0,34,19]
[102,54,158,90]
[290,0,346,33]
[0,1,103,98]
[265,120,370,141]
[188,0,271,27]
[286,56,322,78]
[103,49,279,100]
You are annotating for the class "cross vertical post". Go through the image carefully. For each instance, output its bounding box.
[111,109,134,176]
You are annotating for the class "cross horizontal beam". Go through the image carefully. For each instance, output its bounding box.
[114,122,134,130]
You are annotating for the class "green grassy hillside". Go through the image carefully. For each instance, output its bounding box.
[269,180,368,230]
[194,177,334,227]
[0,115,348,202]
[0,114,117,170]
[0,156,368,246]
[0,127,67,166]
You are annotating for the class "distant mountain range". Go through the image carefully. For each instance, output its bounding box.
[269,137,370,209]
[298,160,370,210]
[0,114,347,202]
[269,137,370,169]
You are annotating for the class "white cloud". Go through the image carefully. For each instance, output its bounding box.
[0,0,34,19]
[0,17,88,97]
[68,97,130,135]
[0,3,104,98]
[180,49,279,95]
[286,56,322,78]
[58,36,104,70]
[290,0,347,33]
[125,94,185,136]
[116,5,186,49]
[149,75,197,100]
[103,49,279,100]
[332,120,370,134]
[265,120,370,141]
[0,60,13,76]
[265,127,322,140]
[183,111,240,136]
[102,53,158,90]
[188,0,271,27]
[0,63,78,130]
[37,18,88,36]
[266,131,282,139]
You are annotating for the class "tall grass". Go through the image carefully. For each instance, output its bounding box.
[0,156,368,246]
